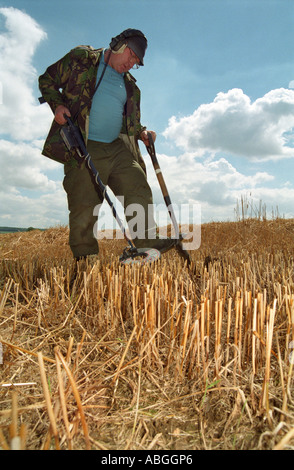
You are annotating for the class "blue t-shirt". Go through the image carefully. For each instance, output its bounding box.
[88,50,127,143]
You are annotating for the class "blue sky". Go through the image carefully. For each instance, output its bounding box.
[1,0,294,230]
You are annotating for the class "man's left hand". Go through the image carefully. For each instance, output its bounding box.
[140,130,156,147]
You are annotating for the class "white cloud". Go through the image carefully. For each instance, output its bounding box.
[0,139,58,192]
[163,88,294,161]
[143,149,293,223]
[145,152,273,201]
[0,7,65,228]
[0,187,68,228]
[0,7,52,140]
[159,88,294,222]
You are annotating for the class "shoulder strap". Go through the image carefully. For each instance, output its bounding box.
[93,50,110,95]
[73,49,111,123]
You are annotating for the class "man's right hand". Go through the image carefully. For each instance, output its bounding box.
[54,105,71,125]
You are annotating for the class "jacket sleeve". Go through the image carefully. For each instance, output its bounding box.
[38,52,73,114]
[38,46,96,114]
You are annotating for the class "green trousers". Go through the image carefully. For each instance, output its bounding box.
[63,138,156,258]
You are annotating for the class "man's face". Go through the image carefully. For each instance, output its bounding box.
[111,46,140,73]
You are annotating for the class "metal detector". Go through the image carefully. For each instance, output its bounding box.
[60,116,160,266]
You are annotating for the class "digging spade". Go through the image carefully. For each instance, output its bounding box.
[146,133,192,267]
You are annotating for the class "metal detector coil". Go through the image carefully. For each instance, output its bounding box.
[120,247,160,266]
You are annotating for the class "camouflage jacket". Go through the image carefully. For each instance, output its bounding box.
[38,46,146,170]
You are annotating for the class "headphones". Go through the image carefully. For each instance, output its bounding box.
[109,29,147,51]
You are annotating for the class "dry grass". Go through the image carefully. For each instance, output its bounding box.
[0,219,294,450]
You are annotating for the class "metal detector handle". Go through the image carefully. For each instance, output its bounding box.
[63,115,87,153]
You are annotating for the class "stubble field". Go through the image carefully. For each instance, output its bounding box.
[0,218,294,450]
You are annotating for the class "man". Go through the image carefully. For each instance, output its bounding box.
[39,28,175,260]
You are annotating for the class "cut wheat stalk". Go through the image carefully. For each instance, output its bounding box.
[55,348,73,450]
[8,391,26,450]
[55,349,91,450]
[273,426,294,450]
[112,325,137,385]
[37,352,60,450]
[261,300,277,418]
[0,427,10,450]
[1,339,55,364]
[0,278,14,316]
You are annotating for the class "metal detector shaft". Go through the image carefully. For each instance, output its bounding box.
[146,133,192,265]
[64,116,136,252]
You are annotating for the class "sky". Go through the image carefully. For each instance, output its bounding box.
[1,0,294,231]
